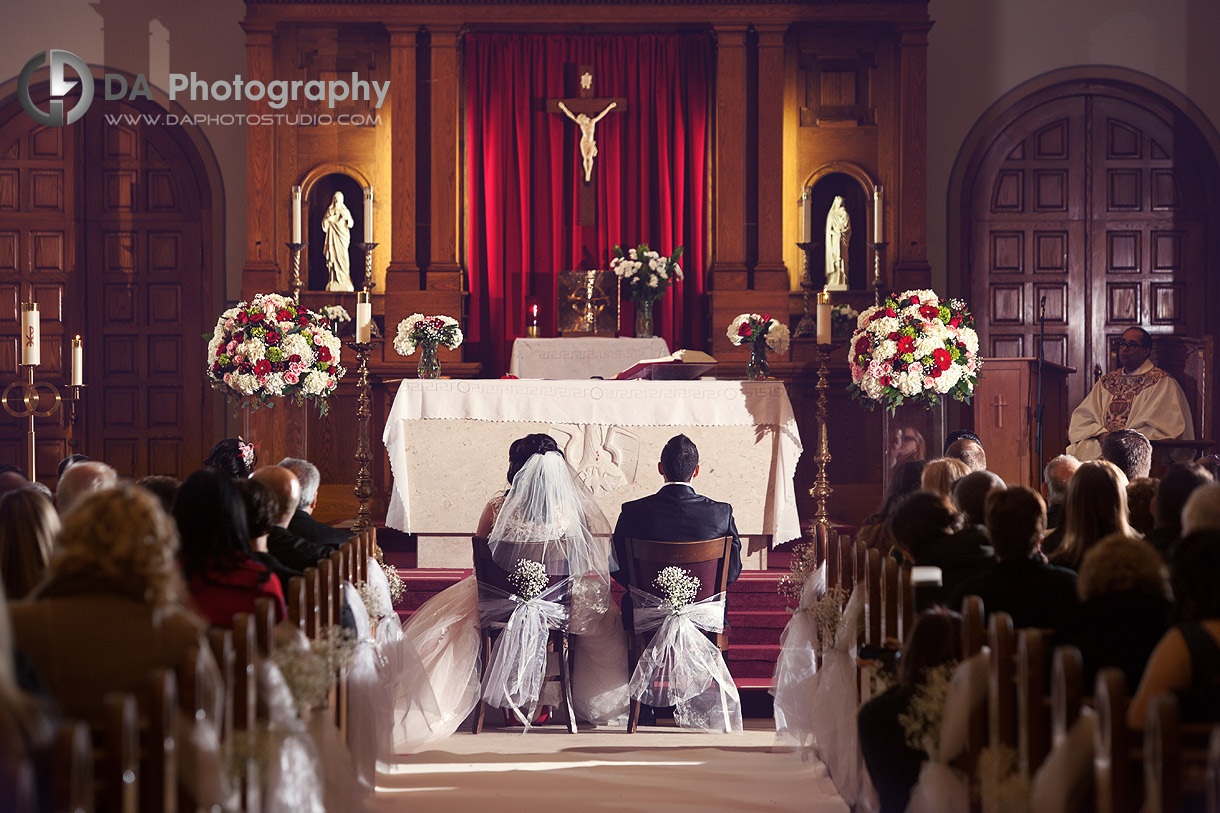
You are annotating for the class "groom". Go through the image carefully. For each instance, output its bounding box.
[610,434,743,632]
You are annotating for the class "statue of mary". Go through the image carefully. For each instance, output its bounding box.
[321,191,355,292]
[825,196,851,291]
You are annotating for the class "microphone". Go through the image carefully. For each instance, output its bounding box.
[1039,296,1047,322]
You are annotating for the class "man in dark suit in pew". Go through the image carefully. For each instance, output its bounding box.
[949,485,1079,631]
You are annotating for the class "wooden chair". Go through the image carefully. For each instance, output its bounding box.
[623,535,733,733]
[51,720,95,813]
[469,535,576,734]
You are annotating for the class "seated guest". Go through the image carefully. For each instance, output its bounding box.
[278,457,351,549]
[10,486,207,725]
[0,471,28,499]
[137,475,180,515]
[1129,529,1220,729]
[1068,326,1194,461]
[1040,454,1081,556]
[1182,483,1220,535]
[54,461,117,517]
[889,491,985,609]
[0,582,56,800]
[949,486,1079,631]
[1146,463,1214,557]
[612,434,742,631]
[55,454,90,479]
[858,609,962,813]
[204,437,256,479]
[1102,428,1153,481]
[1050,460,1133,572]
[1126,476,1159,537]
[237,478,301,586]
[858,460,927,551]
[945,437,986,472]
[175,469,285,627]
[0,489,59,599]
[920,458,970,500]
[1059,534,1170,690]
[251,466,332,573]
[943,430,982,454]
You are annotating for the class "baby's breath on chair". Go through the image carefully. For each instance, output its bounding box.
[507,559,549,601]
[653,566,701,610]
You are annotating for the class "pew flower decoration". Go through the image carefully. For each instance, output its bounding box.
[206,292,345,415]
[393,313,463,379]
[727,313,791,381]
[382,563,406,605]
[357,581,391,623]
[271,627,359,714]
[811,585,850,655]
[848,289,980,412]
[654,566,701,611]
[507,559,549,602]
[898,661,958,756]
[978,745,1030,813]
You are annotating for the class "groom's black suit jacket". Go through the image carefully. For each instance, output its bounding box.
[610,483,743,631]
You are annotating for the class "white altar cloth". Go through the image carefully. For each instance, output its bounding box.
[508,336,670,380]
[383,379,804,563]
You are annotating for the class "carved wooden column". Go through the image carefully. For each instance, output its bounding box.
[426,25,463,288]
[754,24,790,292]
[710,25,751,355]
[894,22,933,291]
[240,21,279,296]
[386,25,420,288]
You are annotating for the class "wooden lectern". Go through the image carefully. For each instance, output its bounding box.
[973,358,1075,488]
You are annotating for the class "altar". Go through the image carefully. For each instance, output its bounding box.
[383,378,803,568]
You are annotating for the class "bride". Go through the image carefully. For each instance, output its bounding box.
[390,434,629,749]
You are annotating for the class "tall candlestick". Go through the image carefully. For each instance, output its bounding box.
[363,187,374,243]
[291,185,302,244]
[356,291,372,343]
[20,302,39,366]
[800,189,810,243]
[71,335,83,385]
[873,185,884,243]
[816,291,832,345]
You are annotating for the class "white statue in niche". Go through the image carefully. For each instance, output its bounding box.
[321,191,355,292]
[825,195,851,291]
[557,100,617,183]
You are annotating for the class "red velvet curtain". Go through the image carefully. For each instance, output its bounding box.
[466,32,711,376]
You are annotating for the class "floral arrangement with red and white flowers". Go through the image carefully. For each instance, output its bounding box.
[611,243,684,303]
[848,289,980,411]
[727,313,791,355]
[392,313,463,357]
[206,292,345,415]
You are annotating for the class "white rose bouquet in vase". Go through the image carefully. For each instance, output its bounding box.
[610,243,683,338]
[726,313,791,381]
[393,313,463,379]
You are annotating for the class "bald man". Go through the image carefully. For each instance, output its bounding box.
[252,466,331,572]
[56,461,118,516]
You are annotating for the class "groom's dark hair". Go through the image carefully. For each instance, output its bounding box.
[507,433,561,484]
[661,434,699,482]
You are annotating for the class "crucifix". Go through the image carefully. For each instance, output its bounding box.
[547,66,626,225]
[992,394,1008,429]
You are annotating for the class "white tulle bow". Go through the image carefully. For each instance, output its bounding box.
[627,587,742,733]
[477,578,571,728]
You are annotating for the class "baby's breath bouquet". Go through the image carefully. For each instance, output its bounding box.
[270,626,358,715]
[898,661,959,756]
[357,581,391,622]
[811,585,849,655]
[654,566,701,610]
[381,563,405,605]
[507,559,548,601]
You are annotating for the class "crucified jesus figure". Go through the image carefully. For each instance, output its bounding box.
[557,100,617,183]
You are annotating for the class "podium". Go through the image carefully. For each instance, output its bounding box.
[973,358,1075,488]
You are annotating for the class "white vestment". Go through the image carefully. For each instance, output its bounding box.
[1066,359,1194,461]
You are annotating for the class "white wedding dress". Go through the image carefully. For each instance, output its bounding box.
[391,453,629,751]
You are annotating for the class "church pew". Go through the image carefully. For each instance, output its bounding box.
[330,549,346,612]
[317,560,334,631]
[1051,645,1085,747]
[962,596,985,657]
[899,563,915,643]
[1094,668,1136,813]
[286,576,307,633]
[253,597,276,658]
[98,693,140,813]
[206,630,235,749]
[231,614,261,813]
[5,758,36,813]
[303,566,321,638]
[139,668,178,813]
[1016,628,1051,776]
[865,548,883,648]
[51,719,95,813]
[882,555,899,644]
[987,612,1017,751]
[1208,726,1220,813]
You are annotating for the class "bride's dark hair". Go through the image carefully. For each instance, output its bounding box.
[507,433,561,484]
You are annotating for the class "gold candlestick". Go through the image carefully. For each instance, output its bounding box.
[871,241,889,306]
[354,242,379,294]
[65,384,86,452]
[346,339,382,532]
[810,341,834,536]
[2,365,62,481]
[286,242,307,301]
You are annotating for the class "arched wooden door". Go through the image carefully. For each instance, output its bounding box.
[963,80,1217,414]
[0,83,216,483]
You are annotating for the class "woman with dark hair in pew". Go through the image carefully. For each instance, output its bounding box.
[1128,528,1220,729]
[858,609,963,813]
[1058,534,1170,690]
[858,460,927,551]
[0,581,56,806]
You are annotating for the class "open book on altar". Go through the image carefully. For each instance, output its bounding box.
[615,349,717,380]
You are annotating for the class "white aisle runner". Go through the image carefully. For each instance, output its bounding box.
[370,721,848,812]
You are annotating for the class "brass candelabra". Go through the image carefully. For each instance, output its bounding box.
[2,366,62,481]
[65,384,87,452]
[809,342,836,537]
[286,242,307,301]
[870,241,889,306]
[346,339,382,532]
[354,242,379,294]
[794,239,824,338]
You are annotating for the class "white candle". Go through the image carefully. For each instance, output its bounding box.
[356,291,372,343]
[816,292,832,345]
[873,185,884,243]
[800,189,810,243]
[20,302,39,366]
[531,304,538,326]
[363,187,374,243]
[291,186,302,244]
[71,335,83,385]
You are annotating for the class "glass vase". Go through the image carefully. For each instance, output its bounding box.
[634,301,654,338]
[881,397,947,492]
[747,341,769,381]
[417,343,441,379]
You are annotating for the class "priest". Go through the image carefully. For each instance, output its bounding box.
[1067,327,1194,461]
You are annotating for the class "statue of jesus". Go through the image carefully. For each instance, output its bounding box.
[557,100,617,183]
[825,196,851,291]
[321,191,355,292]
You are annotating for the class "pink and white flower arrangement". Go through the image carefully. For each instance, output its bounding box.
[727,313,791,355]
[848,289,980,411]
[206,292,346,415]
[392,313,463,357]
[611,243,684,304]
